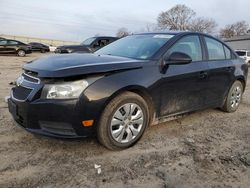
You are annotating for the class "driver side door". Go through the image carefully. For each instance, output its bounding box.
[159,35,209,117]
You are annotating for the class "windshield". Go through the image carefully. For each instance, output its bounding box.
[81,37,96,45]
[236,51,246,56]
[95,34,174,60]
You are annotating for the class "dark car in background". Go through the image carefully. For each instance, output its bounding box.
[28,42,50,53]
[8,32,248,150]
[0,39,32,57]
[55,36,118,54]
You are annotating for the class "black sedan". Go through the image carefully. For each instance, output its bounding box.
[0,39,32,57]
[54,36,118,54]
[8,32,248,150]
[28,42,50,53]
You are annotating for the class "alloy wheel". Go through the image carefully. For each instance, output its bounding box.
[230,86,242,109]
[110,103,144,144]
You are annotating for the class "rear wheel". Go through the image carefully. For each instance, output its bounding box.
[221,81,243,113]
[97,92,150,150]
[17,50,26,57]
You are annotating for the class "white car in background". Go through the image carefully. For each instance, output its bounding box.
[49,45,57,52]
[235,50,250,66]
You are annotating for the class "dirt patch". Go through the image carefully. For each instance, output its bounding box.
[0,53,249,187]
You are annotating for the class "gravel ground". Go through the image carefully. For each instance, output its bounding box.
[0,53,249,188]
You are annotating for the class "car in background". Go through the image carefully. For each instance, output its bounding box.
[55,36,118,54]
[28,42,50,53]
[49,45,57,52]
[235,50,250,66]
[0,39,32,57]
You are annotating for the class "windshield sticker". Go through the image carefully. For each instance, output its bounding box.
[153,35,174,39]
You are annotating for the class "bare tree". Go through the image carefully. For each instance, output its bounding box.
[145,23,158,32]
[220,21,249,38]
[116,28,130,38]
[157,4,196,31]
[189,17,217,33]
[157,4,218,34]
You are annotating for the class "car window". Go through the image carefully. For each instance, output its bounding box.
[224,46,232,59]
[0,40,7,45]
[167,35,202,61]
[247,52,250,57]
[96,34,174,60]
[235,51,246,56]
[101,39,109,46]
[205,37,225,60]
[8,40,19,45]
[81,37,96,45]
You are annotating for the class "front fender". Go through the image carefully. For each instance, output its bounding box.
[76,64,161,128]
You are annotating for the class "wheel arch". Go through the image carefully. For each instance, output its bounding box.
[103,85,156,125]
[236,76,246,91]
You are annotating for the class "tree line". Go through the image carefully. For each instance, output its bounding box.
[116,4,249,39]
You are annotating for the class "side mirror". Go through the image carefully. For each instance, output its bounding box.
[164,52,192,65]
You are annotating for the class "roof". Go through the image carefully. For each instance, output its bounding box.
[135,31,188,35]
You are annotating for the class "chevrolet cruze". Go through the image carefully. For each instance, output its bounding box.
[8,32,248,150]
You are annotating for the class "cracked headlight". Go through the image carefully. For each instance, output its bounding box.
[45,80,89,99]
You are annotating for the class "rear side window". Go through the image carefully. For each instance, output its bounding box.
[8,41,18,45]
[224,46,232,59]
[167,35,202,61]
[205,37,225,60]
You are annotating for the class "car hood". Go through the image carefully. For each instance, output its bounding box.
[23,54,145,78]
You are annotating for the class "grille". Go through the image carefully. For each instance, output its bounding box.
[12,86,33,101]
[23,72,40,84]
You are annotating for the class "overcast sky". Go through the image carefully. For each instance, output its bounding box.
[0,0,249,41]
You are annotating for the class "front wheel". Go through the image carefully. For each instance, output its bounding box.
[97,92,150,150]
[221,81,243,113]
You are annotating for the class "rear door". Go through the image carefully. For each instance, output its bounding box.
[7,40,19,53]
[159,34,209,117]
[202,36,235,106]
[30,43,39,51]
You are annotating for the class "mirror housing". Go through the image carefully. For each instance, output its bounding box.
[164,52,192,65]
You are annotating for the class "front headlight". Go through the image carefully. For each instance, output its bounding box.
[45,80,89,99]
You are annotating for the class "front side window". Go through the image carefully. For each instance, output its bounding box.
[96,34,174,60]
[167,35,202,61]
[205,37,225,60]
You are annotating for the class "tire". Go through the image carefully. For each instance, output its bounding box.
[221,81,243,113]
[41,49,46,53]
[97,92,150,150]
[17,50,26,57]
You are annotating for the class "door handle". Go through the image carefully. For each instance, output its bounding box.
[199,71,208,79]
